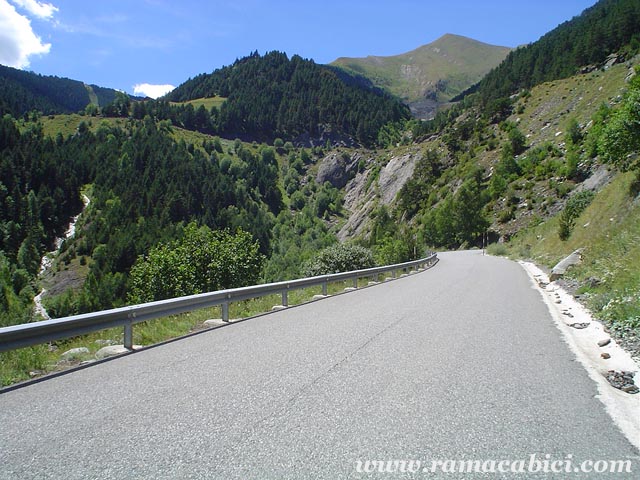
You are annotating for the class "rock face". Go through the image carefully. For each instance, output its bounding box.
[550,249,583,281]
[338,151,419,240]
[316,152,361,189]
[377,154,418,205]
[604,53,622,70]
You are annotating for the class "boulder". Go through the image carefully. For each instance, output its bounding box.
[61,347,89,360]
[95,345,136,360]
[604,53,621,70]
[550,249,583,281]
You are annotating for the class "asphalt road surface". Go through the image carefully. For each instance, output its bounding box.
[1,251,638,479]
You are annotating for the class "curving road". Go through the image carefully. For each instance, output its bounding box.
[1,251,638,479]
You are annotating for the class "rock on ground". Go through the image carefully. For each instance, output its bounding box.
[550,249,583,281]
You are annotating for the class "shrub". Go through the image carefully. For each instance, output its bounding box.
[302,244,376,277]
[558,191,595,241]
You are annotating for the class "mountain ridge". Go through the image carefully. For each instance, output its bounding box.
[331,33,512,119]
[0,63,143,117]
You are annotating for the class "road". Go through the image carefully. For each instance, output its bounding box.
[1,251,638,479]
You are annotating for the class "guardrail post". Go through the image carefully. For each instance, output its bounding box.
[353,277,358,289]
[322,280,328,296]
[222,302,229,322]
[124,323,133,350]
[282,289,288,307]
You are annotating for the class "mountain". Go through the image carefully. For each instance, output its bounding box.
[165,51,410,146]
[331,34,512,119]
[0,64,136,117]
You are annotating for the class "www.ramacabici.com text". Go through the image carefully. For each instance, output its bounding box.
[355,454,633,475]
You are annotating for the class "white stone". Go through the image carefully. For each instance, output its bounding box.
[61,347,89,360]
[95,345,139,360]
[203,319,227,327]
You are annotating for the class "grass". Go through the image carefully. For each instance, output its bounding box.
[171,96,226,110]
[37,114,125,138]
[0,272,411,387]
[513,62,630,149]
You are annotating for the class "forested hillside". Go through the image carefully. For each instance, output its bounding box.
[166,51,410,145]
[0,64,124,117]
[0,110,346,326]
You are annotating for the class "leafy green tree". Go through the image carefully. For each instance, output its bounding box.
[128,223,264,303]
[508,127,527,155]
[423,175,489,248]
[373,232,417,266]
[103,91,130,117]
[598,74,640,174]
[565,117,583,146]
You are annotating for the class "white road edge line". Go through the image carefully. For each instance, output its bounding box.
[519,260,640,452]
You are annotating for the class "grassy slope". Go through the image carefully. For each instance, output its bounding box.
[331,34,511,102]
[38,114,125,138]
[488,61,633,237]
[513,64,631,147]
[170,96,226,110]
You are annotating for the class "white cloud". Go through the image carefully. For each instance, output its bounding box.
[0,0,51,68]
[10,0,57,19]
[133,83,175,99]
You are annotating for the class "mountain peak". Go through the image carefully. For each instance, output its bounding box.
[330,35,512,118]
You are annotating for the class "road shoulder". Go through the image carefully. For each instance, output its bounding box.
[519,260,640,452]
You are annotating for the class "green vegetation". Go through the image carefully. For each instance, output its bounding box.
[598,69,640,179]
[302,244,376,277]
[332,34,511,105]
[558,191,595,241]
[171,96,226,111]
[129,223,264,303]
[473,0,640,107]
[0,64,122,117]
[166,51,410,145]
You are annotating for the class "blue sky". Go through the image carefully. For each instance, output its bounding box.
[1,0,598,98]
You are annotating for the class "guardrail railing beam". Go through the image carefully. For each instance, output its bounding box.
[0,253,438,354]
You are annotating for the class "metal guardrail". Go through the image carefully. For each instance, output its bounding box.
[0,253,438,353]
